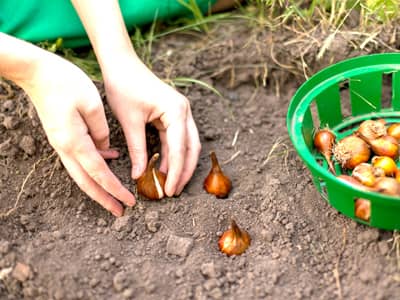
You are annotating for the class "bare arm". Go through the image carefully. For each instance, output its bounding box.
[71,0,201,197]
[0,32,136,217]
[0,33,44,89]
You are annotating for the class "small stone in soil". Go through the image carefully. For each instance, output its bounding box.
[122,288,134,299]
[203,127,221,141]
[2,116,19,130]
[209,287,224,299]
[145,210,161,233]
[0,138,17,157]
[18,135,36,155]
[200,262,218,278]
[260,229,274,242]
[203,278,219,291]
[357,229,379,243]
[111,215,131,232]
[1,100,15,112]
[377,240,390,256]
[97,218,107,227]
[52,231,65,240]
[166,234,194,257]
[359,267,377,283]
[0,240,10,255]
[113,271,128,292]
[12,262,32,282]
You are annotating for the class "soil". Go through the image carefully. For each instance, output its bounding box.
[1,13,400,300]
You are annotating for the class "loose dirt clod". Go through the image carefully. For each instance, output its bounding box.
[166,235,194,257]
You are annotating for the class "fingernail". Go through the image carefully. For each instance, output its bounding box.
[112,209,123,217]
[127,199,136,207]
[131,165,142,179]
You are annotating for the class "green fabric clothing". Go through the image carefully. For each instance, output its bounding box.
[0,0,217,47]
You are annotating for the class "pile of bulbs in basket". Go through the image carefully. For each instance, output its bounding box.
[136,151,250,256]
[314,119,400,222]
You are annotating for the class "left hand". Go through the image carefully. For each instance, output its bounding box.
[102,54,201,197]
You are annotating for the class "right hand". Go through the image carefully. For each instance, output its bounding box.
[23,52,135,217]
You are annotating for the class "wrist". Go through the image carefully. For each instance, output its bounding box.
[0,34,55,90]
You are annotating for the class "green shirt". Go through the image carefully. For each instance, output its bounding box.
[0,0,216,47]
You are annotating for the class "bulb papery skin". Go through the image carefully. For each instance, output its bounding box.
[337,175,375,192]
[204,152,232,198]
[218,220,251,256]
[137,153,167,200]
[373,177,400,196]
[356,119,387,142]
[369,135,399,159]
[333,135,371,169]
[352,163,380,187]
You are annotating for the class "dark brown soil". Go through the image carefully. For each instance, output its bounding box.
[1,16,400,300]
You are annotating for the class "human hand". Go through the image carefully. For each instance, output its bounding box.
[102,56,201,196]
[24,53,136,216]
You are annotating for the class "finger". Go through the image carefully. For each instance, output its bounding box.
[164,120,187,197]
[158,130,169,173]
[175,114,201,195]
[120,116,148,179]
[60,155,124,217]
[99,149,119,160]
[75,136,136,207]
[77,93,110,150]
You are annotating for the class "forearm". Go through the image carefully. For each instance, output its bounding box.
[70,0,138,70]
[0,33,48,90]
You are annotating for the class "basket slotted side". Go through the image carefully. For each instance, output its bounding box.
[287,53,400,230]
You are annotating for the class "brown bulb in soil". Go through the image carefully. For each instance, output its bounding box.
[204,151,232,198]
[351,163,384,187]
[371,156,398,176]
[333,135,370,169]
[355,199,371,221]
[387,123,400,141]
[314,129,336,174]
[218,219,251,256]
[137,153,166,200]
[356,119,387,142]
[369,135,399,159]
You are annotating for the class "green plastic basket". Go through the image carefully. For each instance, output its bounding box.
[287,53,400,230]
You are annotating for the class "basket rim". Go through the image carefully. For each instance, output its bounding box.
[287,52,400,206]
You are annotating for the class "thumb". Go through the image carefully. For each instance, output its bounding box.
[121,118,148,179]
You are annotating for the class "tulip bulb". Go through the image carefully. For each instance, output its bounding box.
[333,135,371,169]
[337,174,375,192]
[218,219,251,256]
[371,156,398,176]
[204,151,232,198]
[352,163,384,187]
[373,177,400,196]
[313,129,336,174]
[356,119,386,142]
[368,135,399,159]
[137,153,166,200]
